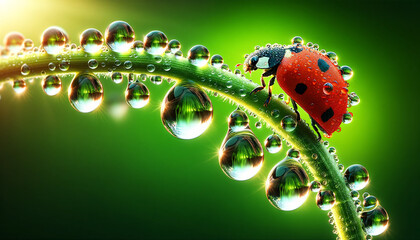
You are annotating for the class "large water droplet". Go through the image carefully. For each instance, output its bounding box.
[41,26,69,55]
[219,129,264,181]
[105,21,135,53]
[363,195,379,211]
[228,108,249,132]
[326,51,338,61]
[161,81,213,139]
[265,134,282,154]
[341,65,353,80]
[125,81,150,109]
[68,72,103,113]
[42,75,62,96]
[168,39,181,54]
[188,45,210,67]
[344,164,369,191]
[316,190,336,210]
[292,36,303,45]
[266,157,310,211]
[4,32,24,54]
[13,79,26,94]
[361,206,389,236]
[281,115,297,132]
[211,54,224,68]
[144,30,168,55]
[80,28,104,54]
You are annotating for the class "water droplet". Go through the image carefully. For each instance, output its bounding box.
[23,39,34,50]
[41,26,69,55]
[221,63,229,71]
[266,158,310,211]
[59,60,69,71]
[125,81,150,108]
[48,62,56,71]
[219,129,264,181]
[112,72,123,84]
[174,50,183,58]
[306,42,313,48]
[133,40,144,53]
[124,60,132,69]
[323,82,334,95]
[255,121,262,129]
[234,69,241,75]
[147,64,155,72]
[188,45,210,67]
[344,164,369,191]
[20,64,30,76]
[4,32,24,54]
[105,21,135,53]
[161,81,213,139]
[211,54,223,68]
[363,195,379,211]
[329,147,336,154]
[42,75,61,96]
[265,134,282,154]
[363,192,370,198]
[323,141,329,147]
[361,206,389,236]
[287,148,301,160]
[144,30,168,55]
[351,190,359,200]
[343,112,353,124]
[312,153,318,159]
[80,28,104,54]
[139,74,147,81]
[162,62,172,71]
[228,108,249,132]
[88,59,98,69]
[281,115,297,132]
[68,72,103,113]
[310,180,321,192]
[168,39,181,54]
[326,52,338,61]
[349,92,360,106]
[338,164,344,172]
[13,79,26,94]
[292,36,303,45]
[150,76,162,85]
[313,43,319,50]
[316,190,336,210]
[341,65,353,80]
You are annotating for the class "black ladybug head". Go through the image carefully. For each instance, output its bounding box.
[243,45,285,73]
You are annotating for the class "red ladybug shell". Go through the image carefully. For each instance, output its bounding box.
[276,46,348,136]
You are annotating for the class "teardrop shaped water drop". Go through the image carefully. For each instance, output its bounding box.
[344,164,369,191]
[13,79,26,94]
[264,134,282,154]
[80,28,104,54]
[228,108,249,132]
[361,206,389,236]
[188,45,210,67]
[4,32,24,54]
[41,26,69,55]
[144,30,168,55]
[266,157,310,211]
[105,21,135,53]
[161,81,213,139]
[125,81,150,109]
[68,72,103,113]
[42,75,62,96]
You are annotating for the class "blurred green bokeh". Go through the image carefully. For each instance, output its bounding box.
[0,0,418,239]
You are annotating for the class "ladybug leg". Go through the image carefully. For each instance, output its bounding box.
[250,75,266,95]
[310,117,322,141]
[263,76,276,107]
[291,99,301,121]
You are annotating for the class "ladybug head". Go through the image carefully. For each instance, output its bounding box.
[243,46,285,74]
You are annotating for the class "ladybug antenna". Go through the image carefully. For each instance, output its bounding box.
[235,63,242,68]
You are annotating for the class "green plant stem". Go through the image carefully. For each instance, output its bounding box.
[0,51,365,240]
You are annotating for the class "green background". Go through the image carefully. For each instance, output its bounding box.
[0,0,418,239]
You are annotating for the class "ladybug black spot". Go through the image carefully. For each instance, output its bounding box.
[321,107,334,122]
[295,83,307,95]
[318,59,330,72]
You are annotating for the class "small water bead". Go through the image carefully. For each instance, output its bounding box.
[361,206,389,236]
[139,74,147,81]
[323,141,329,147]
[338,164,344,172]
[68,72,103,113]
[329,147,336,154]
[292,36,303,45]
[316,190,336,210]
[287,148,301,160]
[355,199,362,206]
[144,30,168,55]
[351,190,360,200]
[211,54,223,68]
[310,181,321,192]
[112,72,123,84]
[162,62,172,71]
[343,112,353,124]
[151,76,162,85]
[363,195,379,211]
[281,115,297,132]
[4,32,24,54]
[80,28,104,54]
[366,235,372,240]
[341,65,353,80]
[41,26,69,55]
[147,64,155,72]
[174,50,183,58]
[105,21,135,53]
[363,192,370,198]
[344,164,370,191]
[23,39,34,50]
[48,62,56,71]
[349,92,360,106]
[132,40,144,53]
[42,75,61,96]
[161,81,213,139]
[234,69,241,75]
[124,60,132,69]
[306,42,313,48]
[323,82,334,95]
[88,59,98,69]
[228,108,249,132]
[20,64,30,76]
[188,45,210,67]
[168,39,181,53]
[13,79,26,94]
[266,158,310,211]
[59,61,70,71]
[255,121,262,129]
[264,134,282,154]
[326,51,338,61]
[125,81,150,109]
[221,63,229,71]
[313,43,319,50]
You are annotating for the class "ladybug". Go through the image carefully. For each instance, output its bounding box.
[242,38,354,140]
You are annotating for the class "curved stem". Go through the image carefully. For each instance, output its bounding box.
[0,50,365,240]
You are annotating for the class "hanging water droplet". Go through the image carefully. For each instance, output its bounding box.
[341,65,353,80]
[112,72,123,84]
[228,108,249,132]
[105,21,135,53]
[310,180,321,192]
[326,52,338,61]
[4,32,24,54]
[219,129,264,181]
[211,54,223,68]
[343,112,353,124]
[292,36,304,45]
[13,79,26,94]
[264,134,282,154]
[351,190,359,200]
[168,39,181,54]
[88,59,98,69]
[316,190,336,210]
[42,75,62,96]
[150,76,162,85]
[125,80,150,109]
[266,157,310,211]
[344,164,369,191]
[349,92,360,106]
[363,195,379,211]
[161,81,213,139]
[147,64,155,72]
[287,148,301,160]
[21,64,30,76]
[361,206,389,236]
[188,45,210,67]
[41,26,69,55]
[23,39,34,50]
[281,115,297,132]
[133,40,144,53]
[68,72,103,113]
[323,82,334,95]
[144,30,168,55]
[80,28,104,54]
